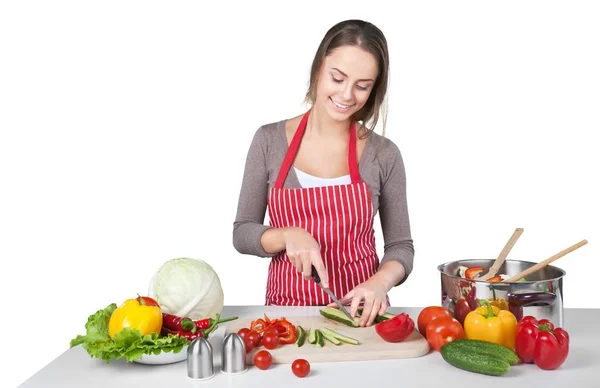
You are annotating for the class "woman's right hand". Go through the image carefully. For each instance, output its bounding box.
[283,228,329,289]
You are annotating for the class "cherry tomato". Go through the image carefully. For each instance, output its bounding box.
[247,330,261,346]
[237,328,250,341]
[135,296,160,307]
[264,324,281,336]
[291,359,310,378]
[253,350,273,370]
[425,316,465,351]
[262,332,279,350]
[417,306,452,336]
[243,337,255,353]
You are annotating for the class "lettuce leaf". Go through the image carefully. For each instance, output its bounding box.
[70,303,188,363]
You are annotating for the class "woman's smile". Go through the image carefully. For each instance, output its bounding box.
[329,97,355,111]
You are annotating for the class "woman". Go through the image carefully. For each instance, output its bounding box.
[233,19,414,327]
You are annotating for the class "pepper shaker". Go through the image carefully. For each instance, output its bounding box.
[187,337,215,380]
[221,333,248,375]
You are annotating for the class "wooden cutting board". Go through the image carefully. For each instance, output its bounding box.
[224,315,430,364]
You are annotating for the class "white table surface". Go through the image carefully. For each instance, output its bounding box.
[19,306,600,388]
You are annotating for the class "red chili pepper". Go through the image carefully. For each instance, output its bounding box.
[194,314,238,330]
[162,313,197,333]
[375,313,415,343]
[515,316,569,370]
[486,275,502,282]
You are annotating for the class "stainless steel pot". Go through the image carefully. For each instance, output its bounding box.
[438,259,565,326]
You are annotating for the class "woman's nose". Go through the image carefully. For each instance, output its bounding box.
[340,82,353,102]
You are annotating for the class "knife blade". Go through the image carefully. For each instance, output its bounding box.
[311,265,355,323]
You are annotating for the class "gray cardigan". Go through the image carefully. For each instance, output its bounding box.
[232,119,414,284]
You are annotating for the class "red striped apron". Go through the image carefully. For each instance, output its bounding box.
[265,110,383,306]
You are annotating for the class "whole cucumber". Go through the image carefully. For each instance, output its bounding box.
[443,339,519,365]
[441,342,510,376]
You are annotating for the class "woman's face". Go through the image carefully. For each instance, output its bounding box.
[315,45,379,122]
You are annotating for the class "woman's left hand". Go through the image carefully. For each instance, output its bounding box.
[328,278,388,327]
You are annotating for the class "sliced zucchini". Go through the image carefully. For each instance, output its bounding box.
[307,328,317,344]
[320,327,360,345]
[357,308,395,323]
[315,329,325,347]
[319,328,342,345]
[319,307,359,327]
[296,325,306,347]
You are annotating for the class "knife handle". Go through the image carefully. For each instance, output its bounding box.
[311,265,321,284]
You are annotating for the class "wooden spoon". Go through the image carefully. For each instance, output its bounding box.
[477,228,524,281]
[503,239,588,282]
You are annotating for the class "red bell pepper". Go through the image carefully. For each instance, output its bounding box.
[515,316,569,370]
[375,312,415,343]
[465,266,484,280]
[486,275,502,282]
[274,320,297,344]
[250,316,297,344]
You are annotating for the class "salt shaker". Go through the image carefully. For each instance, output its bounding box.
[221,333,248,375]
[187,337,215,380]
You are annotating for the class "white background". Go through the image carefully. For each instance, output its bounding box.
[1,1,599,386]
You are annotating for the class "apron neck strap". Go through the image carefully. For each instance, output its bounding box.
[274,110,362,188]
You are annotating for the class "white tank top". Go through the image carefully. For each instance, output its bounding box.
[294,167,351,188]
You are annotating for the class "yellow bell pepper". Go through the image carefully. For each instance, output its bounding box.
[108,298,163,339]
[488,286,508,310]
[464,299,517,349]
[489,298,509,310]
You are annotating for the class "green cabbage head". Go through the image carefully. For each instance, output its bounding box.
[148,257,224,320]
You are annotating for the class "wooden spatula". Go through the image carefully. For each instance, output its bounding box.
[503,239,587,282]
[477,228,524,281]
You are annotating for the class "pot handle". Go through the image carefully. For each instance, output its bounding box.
[507,292,556,322]
[507,292,556,307]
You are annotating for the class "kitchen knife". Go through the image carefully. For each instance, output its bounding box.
[311,265,355,323]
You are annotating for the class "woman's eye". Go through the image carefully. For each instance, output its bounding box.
[332,76,343,83]
[356,85,369,91]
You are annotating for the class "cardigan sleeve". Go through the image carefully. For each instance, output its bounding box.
[232,126,275,257]
[377,140,415,285]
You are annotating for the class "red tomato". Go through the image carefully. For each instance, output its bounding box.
[291,359,310,378]
[425,316,465,351]
[243,337,255,353]
[253,350,272,370]
[135,296,160,307]
[453,299,472,326]
[237,328,250,341]
[264,324,281,336]
[262,332,279,350]
[417,306,452,336]
[247,330,261,346]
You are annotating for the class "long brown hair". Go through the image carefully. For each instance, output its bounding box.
[305,19,389,138]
